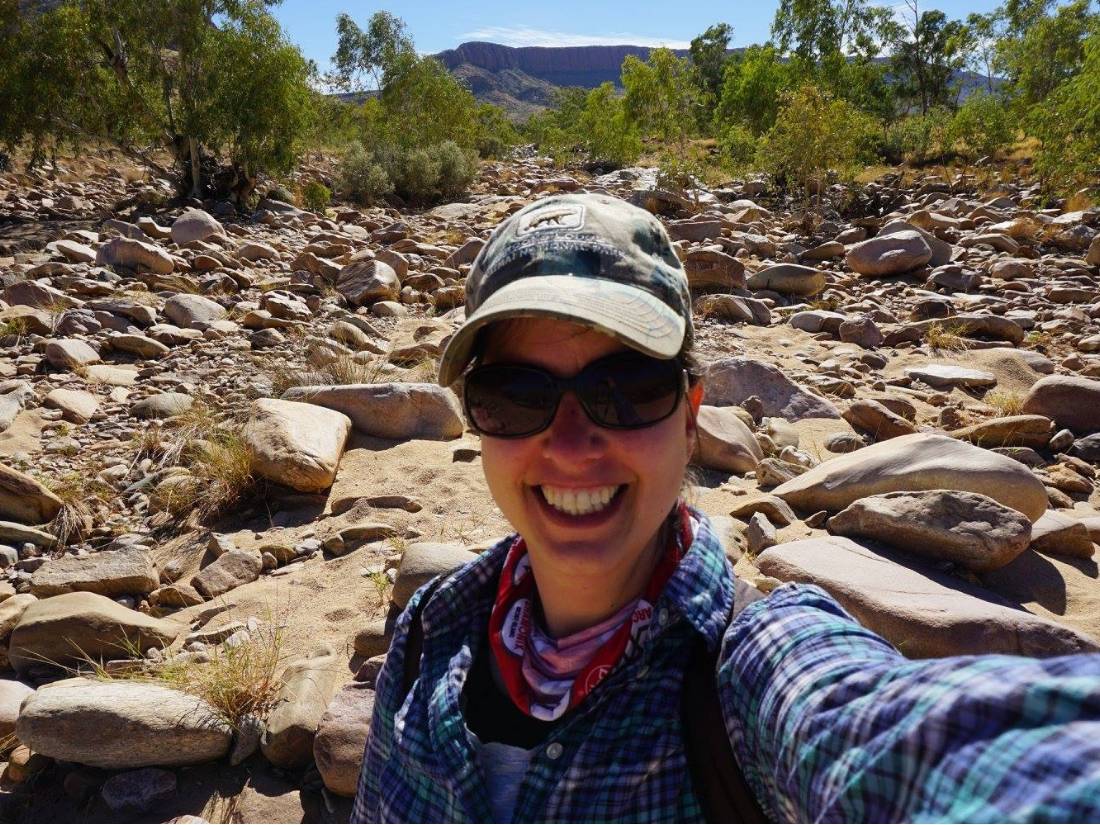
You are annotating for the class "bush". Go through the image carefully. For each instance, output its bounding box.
[476,103,520,159]
[717,124,757,169]
[578,83,642,169]
[883,107,955,165]
[434,141,479,199]
[951,93,1014,159]
[301,180,332,213]
[338,142,394,205]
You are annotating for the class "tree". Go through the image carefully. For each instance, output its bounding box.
[621,48,697,153]
[963,11,1006,94]
[887,2,969,113]
[997,0,1095,107]
[329,10,415,91]
[950,92,1014,159]
[715,45,793,135]
[771,0,890,61]
[688,23,733,123]
[578,83,642,169]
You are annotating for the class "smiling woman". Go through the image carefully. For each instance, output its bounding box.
[352,194,1100,824]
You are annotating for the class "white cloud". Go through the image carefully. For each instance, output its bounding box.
[460,25,691,49]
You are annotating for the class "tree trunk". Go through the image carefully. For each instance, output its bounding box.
[188,137,202,199]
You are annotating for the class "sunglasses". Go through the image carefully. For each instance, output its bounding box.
[463,351,688,439]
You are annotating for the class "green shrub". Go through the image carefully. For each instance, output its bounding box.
[884,108,955,165]
[434,141,478,199]
[578,83,642,169]
[717,124,758,169]
[476,103,519,159]
[301,180,332,213]
[338,142,393,205]
[951,93,1014,159]
[266,184,295,203]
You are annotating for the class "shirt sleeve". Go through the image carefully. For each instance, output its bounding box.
[718,583,1100,823]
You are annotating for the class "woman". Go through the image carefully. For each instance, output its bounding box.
[353,194,1100,823]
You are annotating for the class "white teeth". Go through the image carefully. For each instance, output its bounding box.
[539,485,620,516]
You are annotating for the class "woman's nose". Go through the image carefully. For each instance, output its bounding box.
[540,392,606,463]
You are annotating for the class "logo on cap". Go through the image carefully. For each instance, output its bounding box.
[516,204,586,236]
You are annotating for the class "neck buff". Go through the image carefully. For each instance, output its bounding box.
[487,501,694,721]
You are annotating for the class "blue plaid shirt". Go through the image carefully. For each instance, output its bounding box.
[354,511,1100,822]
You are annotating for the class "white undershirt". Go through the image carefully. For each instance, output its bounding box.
[470,732,535,822]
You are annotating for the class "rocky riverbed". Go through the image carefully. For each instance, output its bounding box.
[1,151,1099,821]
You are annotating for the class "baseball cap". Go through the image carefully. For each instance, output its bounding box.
[437,193,693,386]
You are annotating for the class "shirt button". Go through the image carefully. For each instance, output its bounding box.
[658,608,669,626]
[546,742,563,760]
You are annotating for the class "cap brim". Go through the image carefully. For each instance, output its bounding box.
[437,274,685,386]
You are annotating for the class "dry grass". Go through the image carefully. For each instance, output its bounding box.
[1065,191,1096,212]
[985,391,1026,417]
[265,351,390,396]
[1025,329,1055,350]
[364,570,392,611]
[46,471,110,548]
[924,320,971,354]
[0,316,28,338]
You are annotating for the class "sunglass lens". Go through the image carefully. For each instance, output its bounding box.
[465,366,558,437]
[580,355,682,428]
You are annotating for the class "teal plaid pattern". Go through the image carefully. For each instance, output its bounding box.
[354,511,1100,823]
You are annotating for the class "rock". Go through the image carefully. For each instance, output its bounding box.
[0,463,63,525]
[0,594,36,669]
[880,219,953,267]
[746,512,777,555]
[282,383,464,441]
[96,238,175,275]
[190,549,263,599]
[757,536,1098,657]
[243,398,351,493]
[101,767,177,814]
[163,294,227,328]
[170,209,223,245]
[846,230,932,276]
[1022,375,1100,435]
[683,248,745,291]
[45,338,100,369]
[837,314,882,349]
[1086,232,1100,266]
[728,494,798,527]
[826,490,1032,572]
[0,393,22,432]
[261,645,341,769]
[693,406,763,473]
[54,239,97,264]
[30,547,158,598]
[905,364,997,389]
[109,333,170,359]
[336,259,400,306]
[392,543,476,609]
[952,416,1053,450]
[790,310,846,334]
[746,264,826,297]
[238,241,278,261]
[703,358,839,421]
[352,620,391,658]
[149,583,204,608]
[772,433,1049,521]
[43,388,99,423]
[16,677,231,768]
[8,591,181,673]
[1030,511,1096,559]
[0,678,34,740]
[314,681,375,797]
[842,399,917,441]
[131,392,193,419]
[1072,434,1100,463]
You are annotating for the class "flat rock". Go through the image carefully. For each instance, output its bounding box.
[952,415,1053,450]
[826,490,1032,572]
[131,392,193,419]
[757,536,1099,657]
[392,543,476,609]
[846,230,931,276]
[772,432,1049,521]
[1022,375,1100,435]
[703,358,839,421]
[43,388,99,423]
[16,677,231,768]
[30,547,159,598]
[96,237,175,275]
[693,406,763,473]
[190,549,263,599]
[905,364,997,389]
[683,247,745,291]
[163,294,227,328]
[842,399,917,441]
[746,264,826,297]
[0,463,62,524]
[315,681,375,797]
[109,333,170,359]
[282,383,464,441]
[8,591,182,673]
[1031,511,1096,559]
[45,338,100,369]
[0,678,34,739]
[101,767,177,814]
[262,645,341,769]
[244,398,351,493]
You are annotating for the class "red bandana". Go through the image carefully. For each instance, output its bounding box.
[488,502,694,721]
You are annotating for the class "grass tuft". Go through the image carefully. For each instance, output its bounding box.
[985,391,1025,417]
[924,320,970,353]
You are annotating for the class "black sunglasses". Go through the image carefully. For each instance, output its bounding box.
[463,351,688,438]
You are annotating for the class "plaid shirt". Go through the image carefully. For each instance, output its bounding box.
[353,511,1100,823]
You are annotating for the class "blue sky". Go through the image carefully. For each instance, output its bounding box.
[272,0,1005,68]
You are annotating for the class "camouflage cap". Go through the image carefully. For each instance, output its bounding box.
[437,193,692,386]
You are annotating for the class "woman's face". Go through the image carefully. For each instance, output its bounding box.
[478,317,697,581]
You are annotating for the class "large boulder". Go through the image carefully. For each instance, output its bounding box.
[170,208,223,245]
[30,547,159,598]
[772,432,1049,521]
[163,294,227,328]
[682,247,745,291]
[392,543,477,609]
[8,591,182,673]
[1030,510,1096,559]
[243,398,351,493]
[0,463,62,525]
[335,259,400,306]
[757,537,1099,657]
[1022,375,1100,435]
[703,358,839,421]
[16,677,232,768]
[846,230,932,276]
[826,490,1032,572]
[282,383,464,441]
[881,219,953,267]
[261,645,342,769]
[746,264,826,297]
[951,415,1054,450]
[0,594,36,670]
[45,338,100,370]
[96,238,175,274]
[190,549,263,599]
[693,406,763,473]
[314,682,375,797]
[0,678,33,740]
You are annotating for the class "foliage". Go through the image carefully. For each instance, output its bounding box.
[476,103,520,158]
[717,124,758,170]
[329,10,415,91]
[997,0,1095,107]
[885,4,969,114]
[756,83,877,199]
[689,23,734,125]
[882,106,955,164]
[577,83,642,169]
[950,92,1014,159]
[301,180,332,213]
[771,0,892,61]
[715,45,794,135]
[621,48,697,152]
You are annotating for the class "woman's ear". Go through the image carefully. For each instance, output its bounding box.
[685,381,704,442]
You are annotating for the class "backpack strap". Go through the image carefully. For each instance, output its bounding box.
[681,577,770,823]
[400,577,446,699]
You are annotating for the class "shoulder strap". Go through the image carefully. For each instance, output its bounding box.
[400,577,446,699]
[682,578,769,823]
